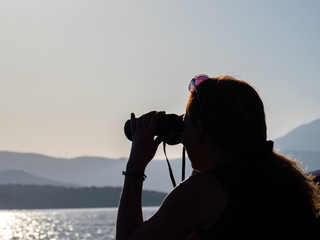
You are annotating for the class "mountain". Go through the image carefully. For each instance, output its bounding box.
[0,185,166,209]
[274,118,320,172]
[274,119,320,151]
[0,169,80,187]
[0,151,192,193]
[275,150,320,173]
[0,119,319,193]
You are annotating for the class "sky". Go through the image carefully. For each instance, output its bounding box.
[1,0,320,159]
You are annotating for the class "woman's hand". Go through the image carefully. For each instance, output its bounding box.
[127,111,165,172]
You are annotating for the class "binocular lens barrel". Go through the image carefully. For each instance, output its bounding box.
[124,114,184,145]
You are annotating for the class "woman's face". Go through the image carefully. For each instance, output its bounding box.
[181,113,192,146]
[181,112,202,170]
[182,111,218,171]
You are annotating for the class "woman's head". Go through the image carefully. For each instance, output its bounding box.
[184,74,320,217]
[186,75,268,158]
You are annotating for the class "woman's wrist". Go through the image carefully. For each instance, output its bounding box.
[126,158,147,173]
[122,170,147,181]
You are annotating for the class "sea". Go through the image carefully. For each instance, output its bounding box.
[0,207,158,240]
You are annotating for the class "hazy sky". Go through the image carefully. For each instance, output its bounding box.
[1,0,319,159]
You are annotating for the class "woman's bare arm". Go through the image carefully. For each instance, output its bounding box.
[116,112,228,239]
[117,171,228,240]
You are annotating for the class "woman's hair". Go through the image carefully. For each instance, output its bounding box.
[186,75,320,216]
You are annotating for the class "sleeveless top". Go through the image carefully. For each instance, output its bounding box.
[196,161,320,239]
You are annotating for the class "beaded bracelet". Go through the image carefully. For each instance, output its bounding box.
[122,171,147,181]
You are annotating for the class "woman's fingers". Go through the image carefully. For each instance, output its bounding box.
[128,111,166,170]
[149,111,165,133]
[142,111,156,127]
[131,111,165,142]
[130,113,136,135]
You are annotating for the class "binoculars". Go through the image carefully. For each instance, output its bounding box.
[124,114,184,145]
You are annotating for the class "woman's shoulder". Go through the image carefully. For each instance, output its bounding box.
[177,169,229,197]
[178,161,246,200]
[156,170,229,229]
[134,170,229,239]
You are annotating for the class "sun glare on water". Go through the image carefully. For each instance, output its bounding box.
[0,208,120,240]
[0,210,62,240]
[0,211,16,239]
[0,207,156,239]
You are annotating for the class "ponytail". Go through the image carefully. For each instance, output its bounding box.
[263,151,320,217]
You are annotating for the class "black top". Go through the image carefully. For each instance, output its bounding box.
[196,161,320,239]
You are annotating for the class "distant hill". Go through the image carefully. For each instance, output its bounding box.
[0,119,319,194]
[0,185,166,209]
[277,150,320,172]
[274,118,320,172]
[0,170,80,187]
[274,119,320,151]
[0,151,192,193]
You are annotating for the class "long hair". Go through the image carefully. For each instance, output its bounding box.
[186,75,320,216]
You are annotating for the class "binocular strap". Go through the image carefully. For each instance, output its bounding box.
[163,142,186,188]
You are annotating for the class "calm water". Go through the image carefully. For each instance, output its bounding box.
[0,207,158,240]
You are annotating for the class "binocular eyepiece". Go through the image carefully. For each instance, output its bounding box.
[124,113,185,145]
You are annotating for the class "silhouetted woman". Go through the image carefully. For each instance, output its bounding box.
[116,75,320,239]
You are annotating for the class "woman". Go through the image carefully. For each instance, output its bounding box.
[116,75,320,239]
